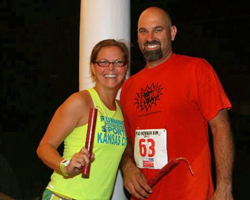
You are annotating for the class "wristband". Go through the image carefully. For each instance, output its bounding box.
[60,159,70,177]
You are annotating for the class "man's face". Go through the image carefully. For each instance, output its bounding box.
[137,9,175,64]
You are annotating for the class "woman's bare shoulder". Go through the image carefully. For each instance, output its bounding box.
[58,90,93,115]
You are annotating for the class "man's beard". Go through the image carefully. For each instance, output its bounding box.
[142,41,163,62]
[142,49,163,62]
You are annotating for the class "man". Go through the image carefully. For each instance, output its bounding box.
[120,6,234,200]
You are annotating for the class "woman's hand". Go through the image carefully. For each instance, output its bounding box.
[65,147,95,176]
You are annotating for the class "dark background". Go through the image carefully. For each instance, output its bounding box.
[1,0,249,199]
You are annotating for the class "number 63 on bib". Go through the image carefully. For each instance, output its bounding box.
[134,129,168,169]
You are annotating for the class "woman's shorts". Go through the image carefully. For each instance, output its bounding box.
[42,189,75,200]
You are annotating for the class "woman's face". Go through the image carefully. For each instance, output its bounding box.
[91,46,128,90]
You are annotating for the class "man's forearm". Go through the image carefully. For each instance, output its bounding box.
[121,138,136,174]
[213,127,234,190]
[209,109,235,194]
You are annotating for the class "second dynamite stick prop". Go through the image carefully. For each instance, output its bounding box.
[82,107,98,177]
[147,157,194,188]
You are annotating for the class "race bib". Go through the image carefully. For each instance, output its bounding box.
[134,129,168,169]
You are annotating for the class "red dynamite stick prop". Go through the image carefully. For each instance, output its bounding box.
[147,157,194,188]
[82,107,98,176]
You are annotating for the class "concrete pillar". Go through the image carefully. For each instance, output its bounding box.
[79,0,130,91]
[79,1,130,199]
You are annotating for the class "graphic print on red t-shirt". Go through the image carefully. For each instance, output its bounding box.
[134,82,163,112]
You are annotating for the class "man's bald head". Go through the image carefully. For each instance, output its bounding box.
[138,7,172,30]
[137,7,177,67]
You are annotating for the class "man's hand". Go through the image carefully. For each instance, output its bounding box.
[123,164,152,199]
[209,188,234,200]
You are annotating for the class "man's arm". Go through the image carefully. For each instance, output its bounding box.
[208,109,234,200]
[121,138,152,199]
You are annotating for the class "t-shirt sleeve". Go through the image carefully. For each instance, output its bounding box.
[120,82,131,138]
[196,59,232,121]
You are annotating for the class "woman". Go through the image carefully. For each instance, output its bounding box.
[37,39,129,200]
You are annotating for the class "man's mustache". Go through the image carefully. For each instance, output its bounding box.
[144,41,161,46]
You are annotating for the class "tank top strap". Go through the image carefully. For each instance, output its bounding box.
[87,88,122,116]
[87,88,101,108]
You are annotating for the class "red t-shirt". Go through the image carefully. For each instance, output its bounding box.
[120,54,231,200]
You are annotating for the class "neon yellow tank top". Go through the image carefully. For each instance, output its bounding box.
[46,88,127,200]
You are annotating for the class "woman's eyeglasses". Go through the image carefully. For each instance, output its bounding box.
[94,60,127,68]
